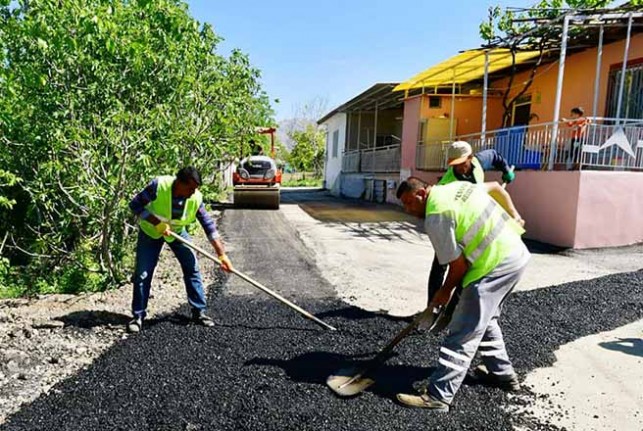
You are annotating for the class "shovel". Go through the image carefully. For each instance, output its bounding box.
[167,231,337,331]
[326,298,452,397]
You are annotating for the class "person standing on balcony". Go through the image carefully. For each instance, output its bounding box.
[425,141,514,306]
[562,107,589,170]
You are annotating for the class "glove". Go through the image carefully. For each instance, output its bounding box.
[502,170,515,184]
[218,254,234,273]
[154,222,171,236]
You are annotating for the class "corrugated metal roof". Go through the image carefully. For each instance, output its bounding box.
[394,49,543,91]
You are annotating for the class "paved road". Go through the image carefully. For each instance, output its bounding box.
[3,189,642,431]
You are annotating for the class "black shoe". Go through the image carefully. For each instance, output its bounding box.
[192,310,215,327]
[473,365,520,392]
[127,317,143,333]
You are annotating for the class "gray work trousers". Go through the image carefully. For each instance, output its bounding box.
[427,262,528,404]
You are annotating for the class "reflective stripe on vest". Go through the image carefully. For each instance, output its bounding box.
[461,200,496,244]
[466,211,510,262]
[426,182,524,287]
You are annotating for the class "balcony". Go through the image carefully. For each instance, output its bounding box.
[341,143,401,174]
[415,118,643,171]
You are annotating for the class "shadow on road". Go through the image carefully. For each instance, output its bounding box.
[245,352,435,399]
[56,310,131,328]
[599,338,643,358]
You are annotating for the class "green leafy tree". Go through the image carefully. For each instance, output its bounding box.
[0,0,272,294]
[0,170,20,210]
[288,124,325,176]
[479,1,640,126]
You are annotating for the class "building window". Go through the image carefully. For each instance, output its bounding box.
[606,60,643,120]
[512,94,532,126]
[429,96,441,109]
[332,130,339,158]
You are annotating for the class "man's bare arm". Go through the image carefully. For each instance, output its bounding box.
[483,182,523,224]
[431,254,468,306]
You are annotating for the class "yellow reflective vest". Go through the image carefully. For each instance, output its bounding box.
[438,157,484,185]
[426,182,524,287]
[139,176,203,243]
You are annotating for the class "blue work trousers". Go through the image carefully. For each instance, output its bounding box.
[131,229,207,319]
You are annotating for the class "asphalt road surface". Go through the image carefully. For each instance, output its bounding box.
[3,190,642,431]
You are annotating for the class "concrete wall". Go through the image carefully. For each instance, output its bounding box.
[575,171,643,248]
[508,171,581,248]
[396,170,581,247]
[404,170,643,249]
[322,113,347,194]
[419,94,505,136]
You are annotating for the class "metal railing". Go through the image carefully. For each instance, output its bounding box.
[341,143,401,173]
[416,117,643,171]
[342,149,361,173]
[416,140,451,170]
[361,144,401,173]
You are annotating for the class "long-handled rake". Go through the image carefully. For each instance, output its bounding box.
[168,231,336,331]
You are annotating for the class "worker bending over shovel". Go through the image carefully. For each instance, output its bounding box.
[427,141,515,306]
[395,178,529,412]
[127,166,234,333]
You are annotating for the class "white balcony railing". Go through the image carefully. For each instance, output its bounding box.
[416,117,643,171]
[342,150,360,173]
[361,144,401,173]
[342,143,401,174]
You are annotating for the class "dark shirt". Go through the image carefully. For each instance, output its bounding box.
[129,178,219,240]
[454,149,511,183]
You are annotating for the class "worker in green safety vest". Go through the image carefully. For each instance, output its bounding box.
[438,141,515,186]
[128,167,234,333]
[427,141,516,306]
[395,178,529,412]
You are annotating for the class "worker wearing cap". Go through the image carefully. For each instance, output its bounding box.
[395,178,529,412]
[426,142,515,306]
[127,166,234,333]
[438,141,515,186]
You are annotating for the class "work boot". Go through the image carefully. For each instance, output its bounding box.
[396,392,450,412]
[192,309,215,327]
[127,316,143,334]
[473,365,521,392]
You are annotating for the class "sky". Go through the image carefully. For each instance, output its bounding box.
[186,0,536,121]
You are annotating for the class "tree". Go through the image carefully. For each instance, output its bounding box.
[288,124,325,175]
[279,96,328,150]
[479,1,640,127]
[280,97,328,176]
[0,0,272,293]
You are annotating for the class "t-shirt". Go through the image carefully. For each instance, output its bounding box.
[567,117,588,139]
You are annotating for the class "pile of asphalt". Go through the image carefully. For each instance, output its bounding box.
[4,270,642,431]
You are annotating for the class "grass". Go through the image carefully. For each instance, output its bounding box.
[281,172,323,187]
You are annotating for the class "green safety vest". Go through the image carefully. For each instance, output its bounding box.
[139,175,203,243]
[438,157,484,185]
[426,182,525,287]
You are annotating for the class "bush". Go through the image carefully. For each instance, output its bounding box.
[0,0,272,296]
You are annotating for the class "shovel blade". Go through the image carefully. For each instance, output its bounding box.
[326,367,375,397]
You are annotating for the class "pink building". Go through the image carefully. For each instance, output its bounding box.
[321,10,643,249]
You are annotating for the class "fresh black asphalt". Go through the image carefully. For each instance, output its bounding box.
[3,191,642,431]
